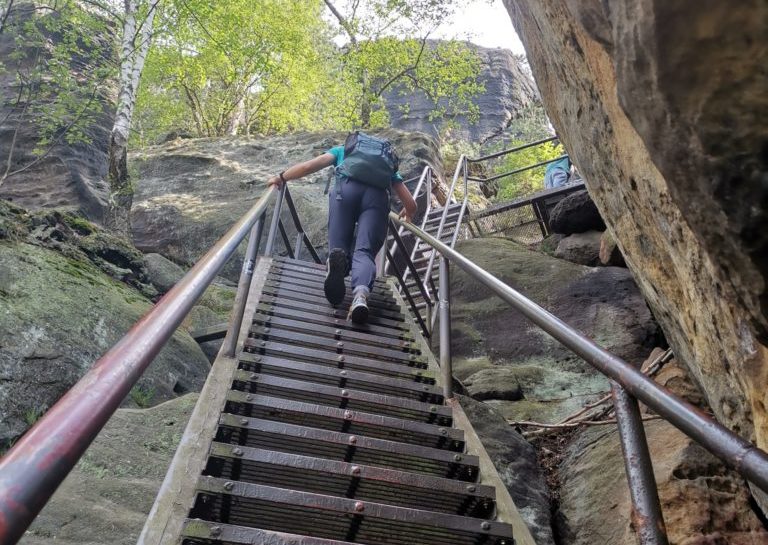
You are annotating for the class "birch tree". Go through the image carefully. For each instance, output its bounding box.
[106,0,159,233]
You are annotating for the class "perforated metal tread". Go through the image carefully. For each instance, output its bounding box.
[180,257,514,545]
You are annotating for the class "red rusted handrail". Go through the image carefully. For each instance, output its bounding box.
[0,187,276,544]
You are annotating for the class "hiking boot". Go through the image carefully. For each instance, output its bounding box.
[324,248,347,306]
[349,291,369,324]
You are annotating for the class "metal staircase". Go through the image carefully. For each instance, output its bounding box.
[386,164,469,333]
[141,256,519,544]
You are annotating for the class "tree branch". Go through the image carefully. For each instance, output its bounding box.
[323,0,357,45]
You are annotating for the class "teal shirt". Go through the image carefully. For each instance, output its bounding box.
[327,146,404,183]
[545,156,571,175]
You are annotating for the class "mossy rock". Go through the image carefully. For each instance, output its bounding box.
[0,241,209,448]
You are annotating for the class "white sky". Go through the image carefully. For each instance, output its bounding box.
[434,0,526,55]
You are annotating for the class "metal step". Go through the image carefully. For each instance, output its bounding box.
[238,354,443,403]
[190,478,512,544]
[230,370,452,424]
[224,392,464,450]
[203,446,495,516]
[216,415,479,480]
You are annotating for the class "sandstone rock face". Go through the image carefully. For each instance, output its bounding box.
[501,0,768,507]
[0,5,113,222]
[451,237,659,424]
[143,253,185,294]
[554,231,602,266]
[130,130,442,281]
[599,230,625,267]
[383,43,539,143]
[0,203,210,448]
[460,396,554,545]
[21,395,198,545]
[549,190,605,235]
[557,421,768,545]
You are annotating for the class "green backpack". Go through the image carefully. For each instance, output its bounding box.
[337,131,400,189]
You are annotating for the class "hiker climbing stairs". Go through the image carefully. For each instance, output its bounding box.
[141,255,521,544]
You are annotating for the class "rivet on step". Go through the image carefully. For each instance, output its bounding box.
[338,355,345,362]
[232,448,244,457]
[223,481,234,491]
[337,341,344,348]
[466,485,476,493]
[481,521,491,531]
[439,427,447,436]
[453,454,463,462]
[341,390,349,397]
[423,386,430,391]
[354,501,365,512]
[335,329,342,335]
[254,356,262,362]
[210,525,222,537]
[250,373,259,380]
[240,418,248,425]
[340,370,347,376]
[264,326,270,333]
[344,410,353,419]
[348,436,357,445]
[351,466,361,475]
[335,319,341,324]
[245,394,253,401]
[429,406,438,413]
[260,340,266,347]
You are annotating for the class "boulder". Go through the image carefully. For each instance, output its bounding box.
[143,253,185,294]
[554,230,602,266]
[548,190,605,235]
[22,395,198,545]
[383,42,540,143]
[500,0,768,510]
[556,421,768,545]
[460,396,554,545]
[0,203,210,448]
[130,130,443,281]
[599,230,625,267]
[451,237,659,423]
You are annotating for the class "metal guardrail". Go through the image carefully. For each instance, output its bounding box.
[0,182,323,544]
[389,211,768,545]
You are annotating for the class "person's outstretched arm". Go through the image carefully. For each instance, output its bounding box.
[392,181,418,223]
[267,153,336,188]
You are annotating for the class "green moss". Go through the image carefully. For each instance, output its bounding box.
[61,213,96,235]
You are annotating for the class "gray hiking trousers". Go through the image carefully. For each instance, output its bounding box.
[328,178,390,292]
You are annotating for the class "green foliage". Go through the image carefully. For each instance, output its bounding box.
[130,384,155,408]
[328,0,484,128]
[493,140,564,201]
[134,0,343,142]
[133,0,484,141]
[23,406,45,426]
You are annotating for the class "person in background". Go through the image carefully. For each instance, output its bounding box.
[544,155,572,189]
[267,132,418,324]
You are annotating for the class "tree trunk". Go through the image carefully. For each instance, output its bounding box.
[0,0,14,36]
[106,0,156,234]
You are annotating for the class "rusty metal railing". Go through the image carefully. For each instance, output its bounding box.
[0,181,319,543]
[390,211,768,545]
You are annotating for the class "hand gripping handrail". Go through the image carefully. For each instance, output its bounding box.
[390,212,768,544]
[0,186,278,544]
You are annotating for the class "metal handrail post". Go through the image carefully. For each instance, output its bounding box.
[264,182,286,256]
[222,213,265,357]
[612,383,669,545]
[0,187,276,544]
[439,256,453,399]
